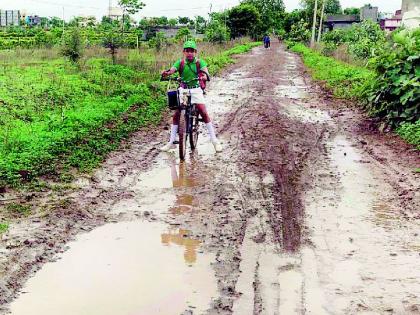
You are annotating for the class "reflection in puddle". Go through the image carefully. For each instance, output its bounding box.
[161,228,200,264]
[169,194,194,215]
[9,221,217,315]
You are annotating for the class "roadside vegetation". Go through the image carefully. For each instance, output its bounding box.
[0,0,418,189]
[286,20,419,149]
[0,39,259,188]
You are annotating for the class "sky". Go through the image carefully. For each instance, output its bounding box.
[0,0,402,21]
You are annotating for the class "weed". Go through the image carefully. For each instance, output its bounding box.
[6,203,31,216]
[0,222,8,234]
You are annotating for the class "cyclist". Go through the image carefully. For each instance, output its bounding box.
[160,40,222,153]
[263,34,271,49]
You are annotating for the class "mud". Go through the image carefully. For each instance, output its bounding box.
[1,42,419,314]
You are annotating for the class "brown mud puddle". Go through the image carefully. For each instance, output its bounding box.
[1,42,419,315]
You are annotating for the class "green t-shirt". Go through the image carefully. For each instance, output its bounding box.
[173,57,207,88]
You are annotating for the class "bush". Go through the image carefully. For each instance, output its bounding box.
[364,29,420,128]
[290,43,373,99]
[205,20,230,43]
[287,19,310,43]
[61,27,84,63]
[321,20,386,60]
[102,31,123,64]
[175,27,191,41]
[396,121,420,149]
[148,32,167,50]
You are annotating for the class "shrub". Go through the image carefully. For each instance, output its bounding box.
[396,121,420,149]
[287,19,310,43]
[61,27,84,63]
[364,29,420,128]
[321,20,386,60]
[205,20,230,43]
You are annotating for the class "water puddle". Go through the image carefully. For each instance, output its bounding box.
[9,221,217,315]
[282,104,332,123]
[275,85,311,99]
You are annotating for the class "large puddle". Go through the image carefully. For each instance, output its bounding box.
[8,220,217,315]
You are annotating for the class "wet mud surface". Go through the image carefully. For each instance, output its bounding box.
[1,42,419,314]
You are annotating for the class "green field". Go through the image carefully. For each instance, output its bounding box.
[0,40,260,186]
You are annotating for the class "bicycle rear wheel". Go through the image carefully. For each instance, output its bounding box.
[189,114,199,150]
[178,110,188,161]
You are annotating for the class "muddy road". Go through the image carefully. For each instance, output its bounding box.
[1,42,419,314]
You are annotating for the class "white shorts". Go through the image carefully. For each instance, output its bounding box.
[178,87,205,105]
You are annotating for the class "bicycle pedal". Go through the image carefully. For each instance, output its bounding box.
[173,141,179,144]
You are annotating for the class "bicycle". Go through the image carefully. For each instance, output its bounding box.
[161,76,203,161]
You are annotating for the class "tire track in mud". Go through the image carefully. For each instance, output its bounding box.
[1,42,419,315]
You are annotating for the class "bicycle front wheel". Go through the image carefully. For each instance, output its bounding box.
[178,110,188,161]
[189,114,199,150]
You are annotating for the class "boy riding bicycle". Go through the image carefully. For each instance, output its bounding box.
[160,40,222,153]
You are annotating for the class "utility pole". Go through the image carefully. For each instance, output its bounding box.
[310,0,318,47]
[109,0,112,18]
[62,6,65,39]
[317,0,325,43]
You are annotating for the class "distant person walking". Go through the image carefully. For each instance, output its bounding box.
[263,34,271,49]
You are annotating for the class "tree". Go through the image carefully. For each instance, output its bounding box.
[102,31,123,64]
[61,27,84,63]
[118,0,145,15]
[168,18,178,27]
[241,0,285,30]
[206,20,230,43]
[178,16,191,25]
[175,27,192,41]
[300,0,341,23]
[49,17,64,28]
[343,7,360,15]
[119,0,145,32]
[283,9,307,32]
[227,4,261,38]
[194,16,206,33]
[157,16,168,26]
[148,31,166,50]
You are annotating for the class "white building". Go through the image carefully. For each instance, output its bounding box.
[109,7,123,20]
[0,10,20,26]
[402,0,420,29]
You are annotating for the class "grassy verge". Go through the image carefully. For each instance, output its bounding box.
[289,42,419,150]
[0,40,259,187]
[289,42,373,99]
[0,222,8,234]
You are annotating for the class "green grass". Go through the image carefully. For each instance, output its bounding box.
[290,42,419,151]
[6,203,31,216]
[396,121,420,150]
[0,222,8,234]
[290,43,373,99]
[0,40,258,187]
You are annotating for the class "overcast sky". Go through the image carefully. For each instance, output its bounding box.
[1,0,402,20]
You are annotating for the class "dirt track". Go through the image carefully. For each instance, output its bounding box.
[0,42,419,314]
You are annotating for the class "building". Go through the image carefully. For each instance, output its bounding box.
[109,7,123,20]
[360,4,379,22]
[380,10,402,32]
[25,15,41,27]
[324,15,359,31]
[0,10,20,26]
[402,0,420,29]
